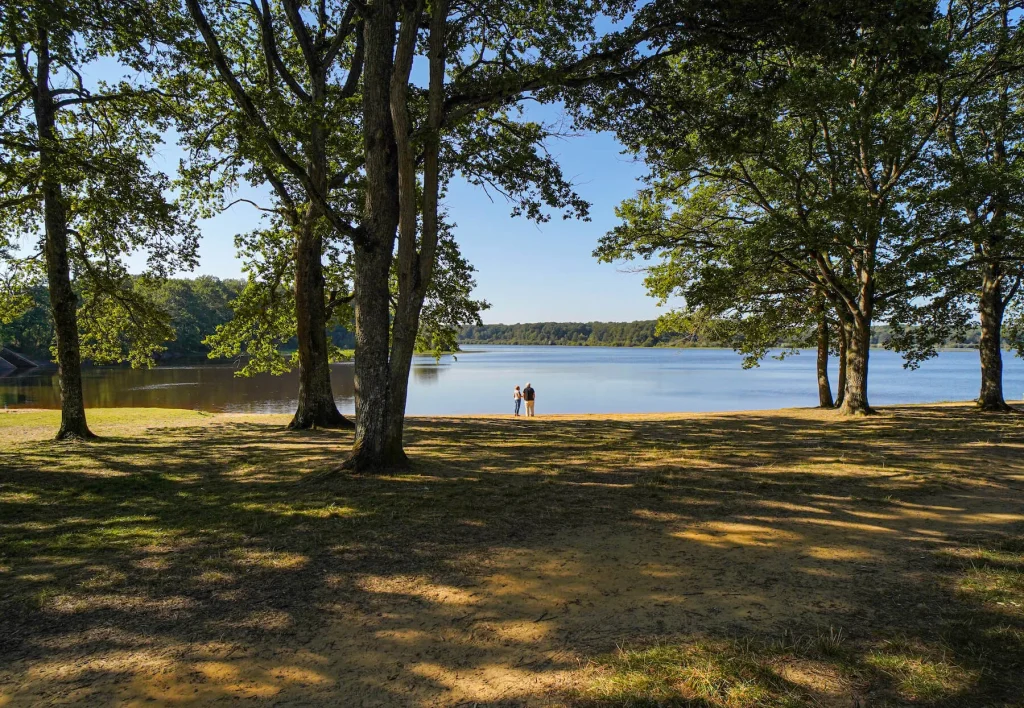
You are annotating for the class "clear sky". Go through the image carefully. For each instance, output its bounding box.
[429,124,664,324]
[138,99,664,325]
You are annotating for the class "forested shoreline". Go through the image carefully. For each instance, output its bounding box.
[2,281,993,363]
[459,321,989,349]
[0,278,355,363]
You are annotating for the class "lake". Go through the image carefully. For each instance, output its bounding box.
[1,345,1021,415]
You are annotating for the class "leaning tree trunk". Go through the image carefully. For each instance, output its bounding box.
[815,302,834,408]
[383,0,447,463]
[385,302,419,464]
[289,218,353,429]
[35,25,93,441]
[835,319,849,409]
[342,1,401,472]
[977,263,1011,411]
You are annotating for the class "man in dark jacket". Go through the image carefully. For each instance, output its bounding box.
[523,383,536,417]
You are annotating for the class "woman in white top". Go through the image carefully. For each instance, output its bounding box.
[513,385,523,417]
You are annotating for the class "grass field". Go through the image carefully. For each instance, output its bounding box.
[1,405,1022,706]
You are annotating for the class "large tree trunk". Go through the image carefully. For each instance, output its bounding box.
[289,45,352,431]
[976,5,1013,414]
[43,191,92,440]
[839,313,872,415]
[815,302,834,408]
[289,219,353,429]
[348,241,394,469]
[35,25,93,441]
[977,264,1011,411]
[343,1,400,472]
[836,231,876,416]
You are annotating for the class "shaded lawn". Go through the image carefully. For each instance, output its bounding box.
[0,405,1022,706]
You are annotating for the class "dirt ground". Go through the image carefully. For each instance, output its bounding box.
[1,405,1022,706]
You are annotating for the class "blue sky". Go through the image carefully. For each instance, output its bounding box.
[146,123,663,324]
[427,124,664,324]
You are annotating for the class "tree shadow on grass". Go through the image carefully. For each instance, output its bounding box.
[0,405,1021,705]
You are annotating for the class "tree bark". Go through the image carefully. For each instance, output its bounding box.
[839,313,872,415]
[35,24,94,441]
[384,0,447,462]
[977,264,1011,411]
[815,302,833,408]
[835,318,848,409]
[975,2,1013,414]
[289,218,353,429]
[836,228,876,416]
[342,0,400,471]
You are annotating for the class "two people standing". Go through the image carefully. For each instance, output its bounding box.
[513,383,536,417]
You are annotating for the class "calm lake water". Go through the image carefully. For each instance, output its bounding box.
[1,345,1021,415]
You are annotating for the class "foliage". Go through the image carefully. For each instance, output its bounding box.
[458,320,984,349]
[0,0,199,368]
[0,286,50,358]
[144,276,244,358]
[411,222,488,357]
[461,320,699,347]
[0,277,244,363]
[589,0,1022,409]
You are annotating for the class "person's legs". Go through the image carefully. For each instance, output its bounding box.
[514,399,521,416]
[526,400,535,417]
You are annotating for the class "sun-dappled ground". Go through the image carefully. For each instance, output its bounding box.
[1,405,1023,706]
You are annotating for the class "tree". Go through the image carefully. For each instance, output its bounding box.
[169,0,365,430]
[593,1,1007,414]
[930,0,1024,411]
[175,0,628,468]
[0,0,198,439]
[646,248,842,408]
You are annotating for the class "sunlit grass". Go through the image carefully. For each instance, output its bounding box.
[865,637,978,701]
[577,640,811,707]
[1,405,1022,705]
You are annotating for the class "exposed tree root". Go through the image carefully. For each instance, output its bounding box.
[287,409,356,431]
[977,399,1020,413]
[54,429,98,441]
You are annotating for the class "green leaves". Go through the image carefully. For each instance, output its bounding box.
[593,1,1022,376]
[1,0,200,373]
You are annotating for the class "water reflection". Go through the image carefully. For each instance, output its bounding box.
[0,363,357,414]
[412,362,444,384]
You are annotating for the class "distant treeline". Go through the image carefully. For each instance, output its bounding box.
[3,285,989,364]
[459,321,987,349]
[460,321,688,347]
[0,277,356,363]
